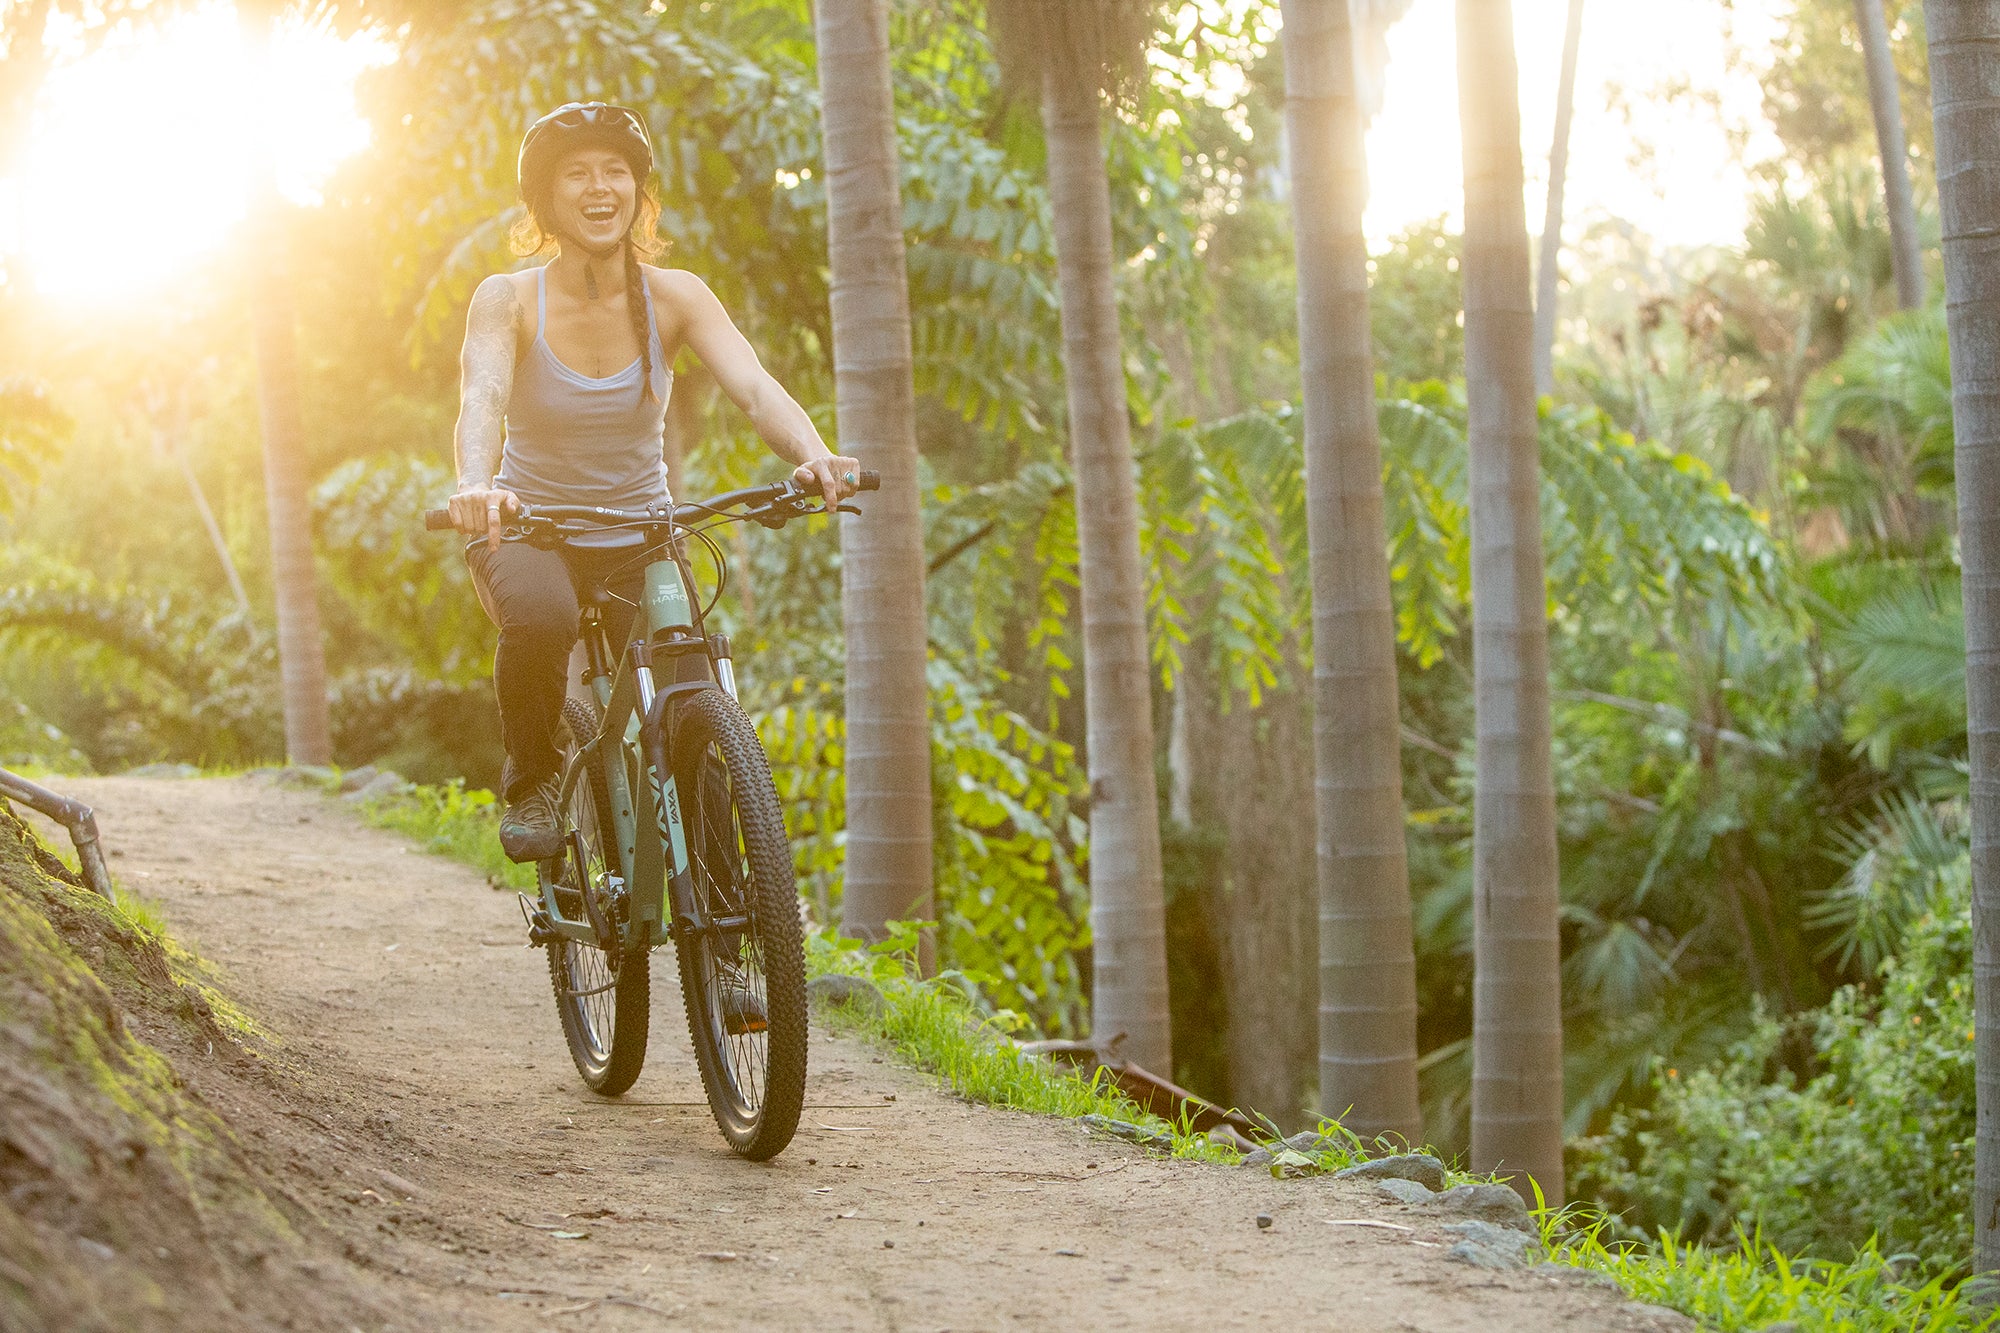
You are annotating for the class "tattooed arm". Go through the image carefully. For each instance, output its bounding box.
[448,274,525,547]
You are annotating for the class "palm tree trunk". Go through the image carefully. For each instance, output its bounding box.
[1457,0,1565,1205]
[1279,0,1421,1145]
[1924,0,2000,1272]
[1040,54,1172,1074]
[242,0,332,767]
[1861,0,1927,310]
[1532,0,1585,396]
[814,0,935,953]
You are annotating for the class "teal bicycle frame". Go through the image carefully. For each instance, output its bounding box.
[532,536,731,956]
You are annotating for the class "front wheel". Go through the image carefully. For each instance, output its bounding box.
[670,688,807,1160]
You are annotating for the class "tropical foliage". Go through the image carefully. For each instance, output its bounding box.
[1577,868,1974,1276]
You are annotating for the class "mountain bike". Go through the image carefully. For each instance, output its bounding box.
[424,471,876,1159]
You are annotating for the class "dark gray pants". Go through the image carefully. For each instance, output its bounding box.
[467,539,644,801]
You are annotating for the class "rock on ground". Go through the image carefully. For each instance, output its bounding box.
[122,763,202,779]
[1334,1152,1448,1191]
[1445,1220,1537,1270]
[805,972,887,1019]
[1375,1178,1436,1205]
[1080,1114,1175,1149]
[342,772,413,804]
[1427,1182,1536,1232]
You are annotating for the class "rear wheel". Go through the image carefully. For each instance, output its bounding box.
[671,688,806,1159]
[543,696,649,1095]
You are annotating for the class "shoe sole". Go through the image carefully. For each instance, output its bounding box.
[500,828,565,864]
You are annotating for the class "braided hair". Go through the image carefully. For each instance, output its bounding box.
[623,240,657,408]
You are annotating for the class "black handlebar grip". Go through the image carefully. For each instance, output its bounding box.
[423,509,454,531]
[858,470,881,492]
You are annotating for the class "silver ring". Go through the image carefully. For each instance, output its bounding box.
[487,504,501,514]
[842,471,856,485]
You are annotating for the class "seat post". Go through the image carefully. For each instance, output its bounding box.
[574,597,611,698]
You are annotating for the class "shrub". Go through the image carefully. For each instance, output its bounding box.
[1575,876,1974,1276]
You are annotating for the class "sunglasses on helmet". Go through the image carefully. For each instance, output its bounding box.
[535,102,648,139]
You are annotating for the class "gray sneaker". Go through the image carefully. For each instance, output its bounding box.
[499,779,564,863]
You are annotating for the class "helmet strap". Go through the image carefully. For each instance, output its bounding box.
[557,240,624,302]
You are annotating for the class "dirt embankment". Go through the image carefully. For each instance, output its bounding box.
[5,776,1695,1332]
[0,800,401,1332]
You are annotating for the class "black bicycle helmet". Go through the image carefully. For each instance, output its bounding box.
[517,102,654,200]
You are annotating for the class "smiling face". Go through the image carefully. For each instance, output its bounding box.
[545,144,637,253]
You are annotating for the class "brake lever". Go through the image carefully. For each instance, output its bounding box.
[740,490,856,529]
[518,522,565,549]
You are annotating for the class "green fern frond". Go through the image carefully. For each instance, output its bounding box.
[1808,789,1967,974]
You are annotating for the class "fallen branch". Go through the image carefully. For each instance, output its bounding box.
[1015,1034,1260,1137]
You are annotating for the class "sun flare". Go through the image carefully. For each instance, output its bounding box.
[0,5,391,303]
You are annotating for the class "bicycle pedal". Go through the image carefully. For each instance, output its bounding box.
[519,893,561,947]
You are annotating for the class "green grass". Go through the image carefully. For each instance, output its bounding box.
[1539,1202,2000,1332]
[112,883,169,937]
[351,778,535,892]
[801,929,1196,1129]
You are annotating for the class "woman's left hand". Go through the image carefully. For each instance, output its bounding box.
[795,454,864,504]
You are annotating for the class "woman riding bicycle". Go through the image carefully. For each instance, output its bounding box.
[447,102,861,863]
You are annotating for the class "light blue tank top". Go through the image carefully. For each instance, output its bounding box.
[495,264,674,547]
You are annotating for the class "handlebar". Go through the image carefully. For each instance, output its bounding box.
[423,469,880,533]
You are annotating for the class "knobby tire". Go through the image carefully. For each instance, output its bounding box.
[671,688,807,1160]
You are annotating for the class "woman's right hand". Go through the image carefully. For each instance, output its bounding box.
[448,485,521,548]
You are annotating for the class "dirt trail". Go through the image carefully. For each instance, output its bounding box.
[35,776,1682,1332]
